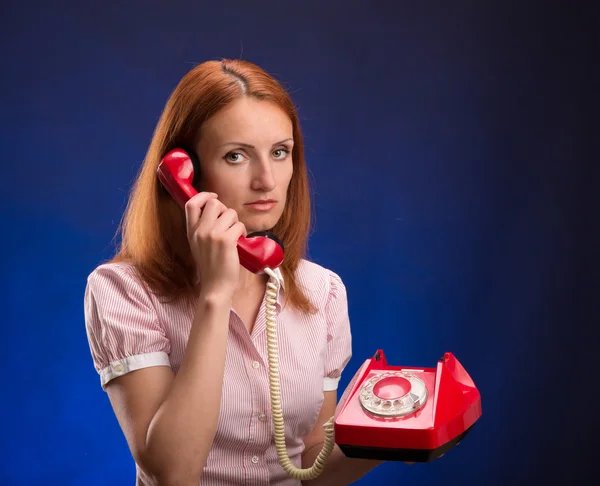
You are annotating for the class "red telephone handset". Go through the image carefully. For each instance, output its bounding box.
[157,148,284,274]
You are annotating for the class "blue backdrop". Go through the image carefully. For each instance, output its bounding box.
[1,1,596,484]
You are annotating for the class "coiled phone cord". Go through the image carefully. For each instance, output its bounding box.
[264,267,336,480]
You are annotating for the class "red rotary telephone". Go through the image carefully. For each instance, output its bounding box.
[157,148,482,477]
[334,349,482,462]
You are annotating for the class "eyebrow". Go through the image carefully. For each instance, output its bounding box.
[219,138,293,149]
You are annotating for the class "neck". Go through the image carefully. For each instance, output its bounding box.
[236,266,268,293]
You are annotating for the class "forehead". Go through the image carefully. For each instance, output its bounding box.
[200,97,293,145]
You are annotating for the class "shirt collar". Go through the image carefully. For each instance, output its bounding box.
[266,266,285,311]
[270,266,285,290]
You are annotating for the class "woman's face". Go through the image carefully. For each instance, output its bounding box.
[194,96,294,234]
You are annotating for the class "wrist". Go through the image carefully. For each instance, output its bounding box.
[197,285,234,308]
[191,286,233,333]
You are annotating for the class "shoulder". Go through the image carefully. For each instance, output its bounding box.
[85,261,150,301]
[292,259,347,307]
[87,261,138,286]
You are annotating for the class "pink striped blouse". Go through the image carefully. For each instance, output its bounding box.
[84,259,353,485]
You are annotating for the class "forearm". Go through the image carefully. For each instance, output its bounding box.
[301,444,383,486]
[144,290,231,484]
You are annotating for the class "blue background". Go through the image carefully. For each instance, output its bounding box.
[1,1,597,484]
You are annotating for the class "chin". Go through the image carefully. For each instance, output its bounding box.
[241,210,283,234]
[246,224,275,234]
[244,219,278,234]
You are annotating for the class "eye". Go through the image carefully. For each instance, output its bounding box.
[223,151,248,164]
[272,148,290,160]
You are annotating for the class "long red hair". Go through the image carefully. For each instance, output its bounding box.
[110,59,316,313]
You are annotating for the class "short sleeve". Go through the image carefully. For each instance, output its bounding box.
[323,271,353,391]
[83,264,171,390]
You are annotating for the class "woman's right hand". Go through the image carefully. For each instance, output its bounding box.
[184,192,247,297]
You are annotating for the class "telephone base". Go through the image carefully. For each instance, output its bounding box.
[337,425,473,463]
[334,350,482,463]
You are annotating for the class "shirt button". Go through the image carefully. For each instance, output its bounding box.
[251,456,259,464]
[113,363,124,373]
[258,413,267,422]
[252,361,260,369]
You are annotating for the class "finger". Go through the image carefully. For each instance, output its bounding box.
[185,192,218,228]
[211,208,240,234]
[225,221,247,242]
[196,198,228,231]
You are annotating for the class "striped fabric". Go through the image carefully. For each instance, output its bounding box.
[84,259,353,485]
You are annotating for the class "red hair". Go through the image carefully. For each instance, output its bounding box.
[110,59,316,313]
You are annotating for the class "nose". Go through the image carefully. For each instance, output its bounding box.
[250,157,276,192]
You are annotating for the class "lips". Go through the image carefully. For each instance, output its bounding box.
[245,199,277,212]
[246,199,277,205]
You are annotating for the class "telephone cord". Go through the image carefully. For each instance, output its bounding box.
[264,267,336,481]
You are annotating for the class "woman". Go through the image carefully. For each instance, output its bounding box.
[84,59,382,485]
